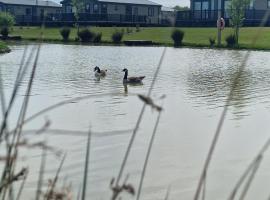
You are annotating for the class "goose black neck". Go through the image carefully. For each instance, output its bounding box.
[124,70,128,80]
[97,67,101,73]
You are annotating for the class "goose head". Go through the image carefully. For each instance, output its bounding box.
[122,68,128,72]
[94,66,100,73]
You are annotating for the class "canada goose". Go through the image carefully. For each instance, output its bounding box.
[94,66,107,77]
[122,68,145,84]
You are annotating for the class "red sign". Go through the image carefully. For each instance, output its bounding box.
[217,18,225,30]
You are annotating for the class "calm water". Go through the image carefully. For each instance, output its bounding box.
[1,44,270,199]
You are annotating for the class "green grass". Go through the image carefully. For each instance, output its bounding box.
[8,26,270,50]
[0,41,10,53]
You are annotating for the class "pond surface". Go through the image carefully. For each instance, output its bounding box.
[1,44,270,199]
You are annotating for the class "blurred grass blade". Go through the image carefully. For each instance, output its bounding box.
[115,47,167,187]
[228,139,270,199]
[46,153,66,200]
[0,67,6,117]
[164,185,171,200]
[81,129,92,200]
[136,102,164,200]
[77,183,82,200]
[238,155,262,200]
[15,167,29,200]
[36,145,47,200]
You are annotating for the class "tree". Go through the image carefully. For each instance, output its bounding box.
[229,0,250,45]
[72,0,84,36]
[173,6,190,11]
[0,12,15,39]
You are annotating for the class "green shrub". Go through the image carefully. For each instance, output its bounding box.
[171,29,185,47]
[0,12,15,28]
[1,27,9,39]
[136,24,140,32]
[78,28,95,42]
[0,12,15,39]
[226,34,237,47]
[111,30,124,43]
[209,37,216,47]
[59,27,71,41]
[126,27,132,34]
[93,32,102,43]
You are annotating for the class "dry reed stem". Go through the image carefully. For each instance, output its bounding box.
[110,175,135,200]
[193,9,270,200]
[3,39,45,199]
[0,45,42,199]
[0,67,6,117]
[45,153,67,200]
[0,168,28,190]
[15,167,29,200]
[228,139,270,199]
[238,155,262,200]
[0,46,36,142]
[136,101,164,200]
[164,185,171,200]
[113,47,167,193]
[21,128,134,138]
[36,144,47,200]
[81,129,92,200]
[137,94,163,111]
[76,183,82,200]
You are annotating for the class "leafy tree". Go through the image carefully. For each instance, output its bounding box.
[0,12,15,39]
[229,0,250,45]
[173,6,189,11]
[72,0,84,35]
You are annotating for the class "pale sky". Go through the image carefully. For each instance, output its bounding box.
[51,0,190,7]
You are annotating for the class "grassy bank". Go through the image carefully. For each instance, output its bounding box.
[9,26,270,50]
[0,41,10,53]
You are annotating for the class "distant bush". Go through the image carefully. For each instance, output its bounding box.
[0,27,9,39]
[111,30,124,43]
[93,32,102,43]
[209,37,216,47]
[59,27,71,41]
[226,34,237,47]
[78,28,95,42]
[136,24,140,32]
[126,27,132,34]
[171,29,185,47]
[0,12,15,39]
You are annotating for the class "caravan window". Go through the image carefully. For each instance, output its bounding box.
[148,7,154,16]
[94,4,99,13]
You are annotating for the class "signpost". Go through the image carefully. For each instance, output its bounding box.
[217,15,225,47]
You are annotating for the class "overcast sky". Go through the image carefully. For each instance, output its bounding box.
[51,0,190,7]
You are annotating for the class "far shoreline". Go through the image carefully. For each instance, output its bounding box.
[4,37,270,53]
[3,26,270,52]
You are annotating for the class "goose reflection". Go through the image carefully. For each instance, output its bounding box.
[124,84,128,94]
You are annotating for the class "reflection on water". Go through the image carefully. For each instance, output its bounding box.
[185,49,270,120]
[1,44,270,199]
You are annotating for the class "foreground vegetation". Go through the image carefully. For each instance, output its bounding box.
[3,26,270,50]
[0,41,10,53]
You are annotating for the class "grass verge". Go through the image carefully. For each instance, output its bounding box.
[7,26,270,50]
[0,41,10,53]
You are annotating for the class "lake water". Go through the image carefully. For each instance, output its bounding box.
[1,44,270,199]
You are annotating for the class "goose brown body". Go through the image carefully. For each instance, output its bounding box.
[122,68,145,84]
[94,66,107,77]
